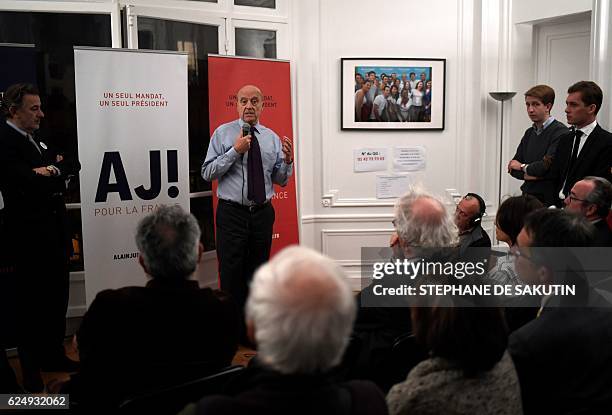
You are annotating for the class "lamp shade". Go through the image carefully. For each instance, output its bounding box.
[489,91,516,102]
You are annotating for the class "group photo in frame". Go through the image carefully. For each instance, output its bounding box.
[341,58,446,130]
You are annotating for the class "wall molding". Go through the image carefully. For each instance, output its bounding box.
[302,213,393,224]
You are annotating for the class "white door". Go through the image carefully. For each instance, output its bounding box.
[535,15,591,124]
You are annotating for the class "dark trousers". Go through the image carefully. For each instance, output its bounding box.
[216,200,274,323]
[8,201,71,373]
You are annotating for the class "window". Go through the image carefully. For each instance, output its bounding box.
[0,11,112,271]
[235,28,277,59]
[234,0,276,9]
[137,16,220,250]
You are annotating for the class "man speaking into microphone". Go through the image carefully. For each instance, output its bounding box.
[202,84,293,332]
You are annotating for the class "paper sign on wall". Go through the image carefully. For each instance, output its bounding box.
[376,175,411,199]
[354,148,388,172]
[394,146,426,171]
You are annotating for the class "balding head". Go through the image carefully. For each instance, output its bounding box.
[394,190,459,257]
[237,84,264,125]
[246,246,355,374]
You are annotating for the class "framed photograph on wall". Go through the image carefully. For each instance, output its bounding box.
[341,57,446,131]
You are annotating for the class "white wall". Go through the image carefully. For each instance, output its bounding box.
[291,0,609,285]
[506,2,593,197]
[292,0,502,287]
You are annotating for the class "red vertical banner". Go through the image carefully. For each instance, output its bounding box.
[208,55,299,261]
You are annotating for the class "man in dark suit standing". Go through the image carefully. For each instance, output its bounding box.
[0,83,80,391]
[555,81,612,206]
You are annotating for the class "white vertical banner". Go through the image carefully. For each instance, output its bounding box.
[74,48,189,306]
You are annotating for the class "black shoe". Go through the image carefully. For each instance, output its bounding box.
[40,356,80,373]
[22,370,44,393]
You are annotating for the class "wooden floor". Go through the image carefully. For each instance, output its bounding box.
[8,339,256,394]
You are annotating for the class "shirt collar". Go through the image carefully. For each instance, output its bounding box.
[6,120,29,138]
[576,119,597,138]
[238,118,261,133]
[533,116,555,135]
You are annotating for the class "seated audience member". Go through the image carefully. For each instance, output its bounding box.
[564,176,612,246]
[182,246,388,415]
[509,209,612,414]
[455,193,491,261]
[489,195,544,285]
[65,205,239,408]
[490,195,545,332]
[350,190,459,389]
[387,287,522,415]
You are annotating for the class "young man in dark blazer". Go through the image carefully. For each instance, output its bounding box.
[554,81,612,207]
[508,85,569,206]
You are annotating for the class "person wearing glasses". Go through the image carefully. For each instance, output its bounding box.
[0,83,80,392]
[509,208,612,414]
[563,176,612,246]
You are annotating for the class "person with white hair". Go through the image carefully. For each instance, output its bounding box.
[183,246,388,415]
[347,189,459,391]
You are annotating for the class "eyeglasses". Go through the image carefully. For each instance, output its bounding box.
[509,246,535,263]
[567,193,589,204]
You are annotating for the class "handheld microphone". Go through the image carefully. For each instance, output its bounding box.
[241,124,250,161]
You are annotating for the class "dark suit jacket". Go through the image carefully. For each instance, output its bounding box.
[0,121,79,224]
[509,289,612,414]
[553,124,612,204]
[189,359,388,415]
[71,279,240,408]
[592,219,612,247]
[458,223,491,265]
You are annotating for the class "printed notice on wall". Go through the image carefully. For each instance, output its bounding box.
[376,175,410,199]
[354,148,388,172]
[394,146,426,171]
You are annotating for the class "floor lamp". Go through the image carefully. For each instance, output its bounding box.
[489,91,516,208]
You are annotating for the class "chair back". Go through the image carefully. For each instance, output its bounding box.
[378,333,427,392]
[118,365,245,415]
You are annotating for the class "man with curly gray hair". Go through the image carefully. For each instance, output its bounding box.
[348,189,460,390]
[391,189,459,258]
[67,205,239,409]
[184,246,388,415]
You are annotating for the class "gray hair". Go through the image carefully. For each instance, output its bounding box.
[394,189,459,255]
[583,176,612,218]
[246,246,356,374]
[135,205,201,279]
